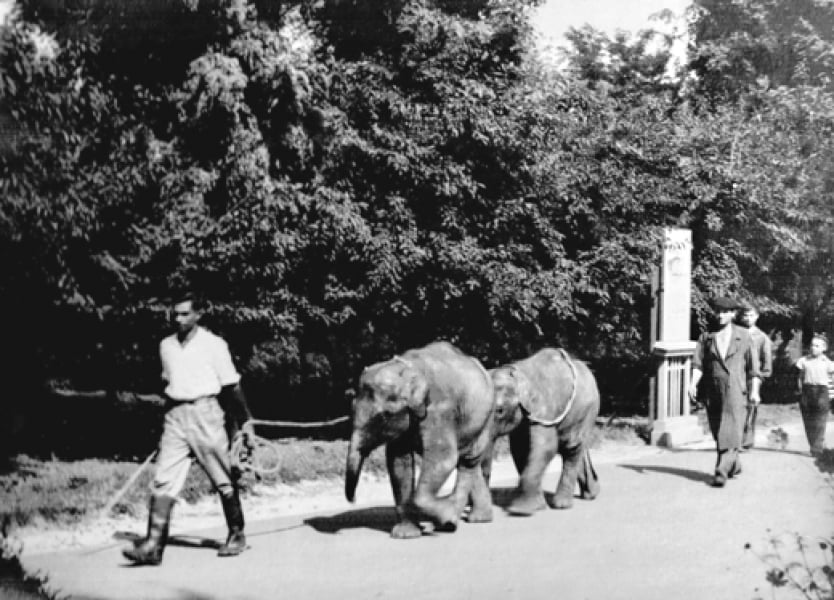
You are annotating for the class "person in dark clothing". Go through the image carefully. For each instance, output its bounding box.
[737,302,773,450]
[795,333,834,456]
[689,297,761,487]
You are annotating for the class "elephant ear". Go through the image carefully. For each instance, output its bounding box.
[514,367,549,422]
[401,366,429,419]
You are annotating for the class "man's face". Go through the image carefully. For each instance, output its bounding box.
[716,309,735,327]
[740,309,758,328]
[173,300,200,334]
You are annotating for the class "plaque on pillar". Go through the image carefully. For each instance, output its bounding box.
[649,228,705,447]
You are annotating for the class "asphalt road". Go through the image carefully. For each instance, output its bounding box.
[24,421,833,600]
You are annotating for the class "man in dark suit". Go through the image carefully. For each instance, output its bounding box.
[688,297,762,487]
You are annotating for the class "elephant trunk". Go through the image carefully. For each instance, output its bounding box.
[345,436,366,503]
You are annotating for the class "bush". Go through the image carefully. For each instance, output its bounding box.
[0,532,56,600]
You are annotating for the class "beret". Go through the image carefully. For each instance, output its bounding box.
[711,296,740,311]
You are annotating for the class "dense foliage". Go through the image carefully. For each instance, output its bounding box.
[1,0,833,440]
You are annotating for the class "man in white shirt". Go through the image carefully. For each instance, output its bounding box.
[123,292,254,566]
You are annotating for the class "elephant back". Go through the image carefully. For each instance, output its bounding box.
[515,347,598,426]
[401,341,494,428]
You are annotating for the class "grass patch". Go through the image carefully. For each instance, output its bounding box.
[0,439,389,530]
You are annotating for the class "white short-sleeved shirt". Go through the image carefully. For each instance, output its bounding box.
[796,354,834,386]
[160,326,241,401]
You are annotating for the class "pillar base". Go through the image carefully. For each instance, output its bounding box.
[650,415,706,448]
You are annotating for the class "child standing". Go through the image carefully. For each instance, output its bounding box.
[795,333,834,456]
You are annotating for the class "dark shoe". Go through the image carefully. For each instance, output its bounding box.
[218,490,247,557]
[218,530,247,557]
[123,495,175,566]
[711,475,726,488]
[728,464,742,478]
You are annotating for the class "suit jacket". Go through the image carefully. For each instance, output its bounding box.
[693,325,761,448]
[748,326,773,379]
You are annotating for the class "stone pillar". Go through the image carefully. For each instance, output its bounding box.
[649,228,704,447]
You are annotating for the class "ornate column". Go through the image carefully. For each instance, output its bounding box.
[649,228,704,447]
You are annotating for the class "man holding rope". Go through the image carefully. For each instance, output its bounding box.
[123,291,254,566]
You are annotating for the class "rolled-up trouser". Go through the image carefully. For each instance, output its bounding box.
[800,384,830,454]
[152,397,234,499]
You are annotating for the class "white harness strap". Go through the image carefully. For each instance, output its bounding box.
[392,355,414,369]
[521,348,578,427]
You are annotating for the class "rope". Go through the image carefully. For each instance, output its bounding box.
[100,450,157,516]
[231,431,282,476]
[231,415,350,476]
[521,348,578,427]
[248,416,349,428]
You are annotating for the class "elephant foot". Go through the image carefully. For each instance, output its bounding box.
[580,482,600,500]
[463,506,493,523]
[390,521,423,539]
[548,493,574,509]
[507,493,547,516]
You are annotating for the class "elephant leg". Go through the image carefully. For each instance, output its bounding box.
[551,442,583,509]
[508,425,554,516]
[452,468,472,518]
[509,424,530,476]
[386,440,421,539]
[480,436,496,488]
[576,447,600,500]
[454,430,494,524]
[460,463,493,523]
[410,436,459,532]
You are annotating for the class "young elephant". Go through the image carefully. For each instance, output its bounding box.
[345,341,495,539]
[488,347,600,515]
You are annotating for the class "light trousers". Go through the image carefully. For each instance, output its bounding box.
[152,397,234,499]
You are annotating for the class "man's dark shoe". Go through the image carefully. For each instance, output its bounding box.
[729,464,742,478]
[123,495,175,566]
[711,475,726,487]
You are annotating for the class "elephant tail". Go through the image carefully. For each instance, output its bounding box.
[521,348,577,427]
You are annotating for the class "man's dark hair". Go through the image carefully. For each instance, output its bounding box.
[171,290,206,311]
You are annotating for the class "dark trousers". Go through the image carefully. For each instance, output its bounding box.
[800,384,830,454]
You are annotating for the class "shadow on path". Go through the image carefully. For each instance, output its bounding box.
[73,588,223,600]
[304,507,397,535]
[113,531,220,551]
[618,464,714,485]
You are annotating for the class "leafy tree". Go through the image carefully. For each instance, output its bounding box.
[3,0,834,450]
[689,0,834,102]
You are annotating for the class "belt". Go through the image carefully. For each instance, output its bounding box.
[167,395,217,405]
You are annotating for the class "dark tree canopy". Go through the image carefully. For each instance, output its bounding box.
[1,0,833,439]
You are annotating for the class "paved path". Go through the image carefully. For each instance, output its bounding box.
[23,421,833,600]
